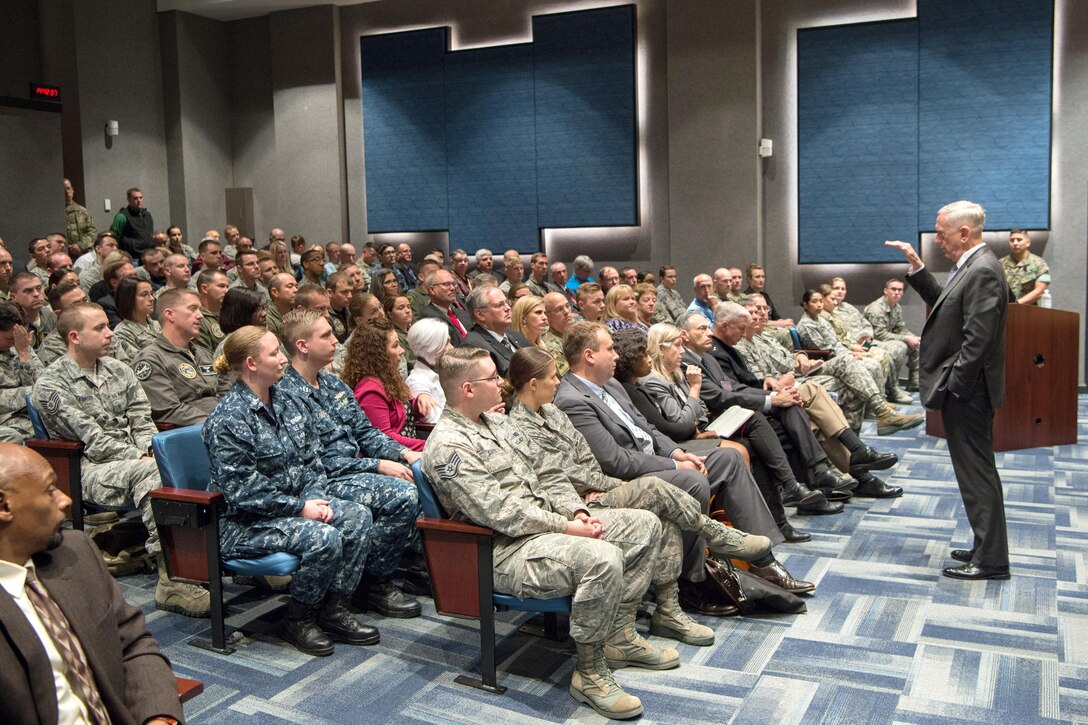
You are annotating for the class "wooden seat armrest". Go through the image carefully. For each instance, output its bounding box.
[26,438,85,453]
[176,676,204,703]
[416,517,494,537]
[149,488,223,505]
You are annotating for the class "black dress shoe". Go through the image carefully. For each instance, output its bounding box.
[950,549,975,564]
[795,499,844,515]
[365,579,423,618]
[848,446,898,473]
[678,579,739,617]
[778,522,812,543]
[812,468,858,495]
[779,480,824,507]
[942,563,1010,581]
[851,471,903,498]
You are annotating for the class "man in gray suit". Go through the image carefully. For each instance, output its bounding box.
[887,200,1010,580]
[554,322,782,610]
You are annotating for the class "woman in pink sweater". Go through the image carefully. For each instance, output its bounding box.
[340,317,432,451]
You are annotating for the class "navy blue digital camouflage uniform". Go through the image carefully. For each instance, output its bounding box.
[276,366,420,577]
[203,380,371,605]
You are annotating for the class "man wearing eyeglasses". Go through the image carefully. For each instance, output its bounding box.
[460,286,530,376]
[541,292,575,377]
[419,269,471,346]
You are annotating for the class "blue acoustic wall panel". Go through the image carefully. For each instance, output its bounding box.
[360,29,449,233]
[533,6,638,229]
[797,20,920,264]
[359,5,639,253]
[918,0,1052,230]
[445,44,539,254]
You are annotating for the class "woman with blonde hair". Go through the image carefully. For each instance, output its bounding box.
[269,240,292,275]
[604,284,644,333]
[341,317,432,451]
[510,294,549,347]
[203,325,379,656]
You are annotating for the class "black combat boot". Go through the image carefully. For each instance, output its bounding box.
[319,592,380,645]
[283,598,334,656]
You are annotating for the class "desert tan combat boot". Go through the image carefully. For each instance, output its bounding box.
[650,582,715,646]
[154,556,211,618]
[875,405,924,436]
[699,516,773,561]
[570,641,644,720]
[603,600,680,670]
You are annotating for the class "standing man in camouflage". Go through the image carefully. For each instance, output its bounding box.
[0,303,42,442]
[30,302,209,617]
[425,346,679,720]
[277,309,425,616]
[863,279,922,392]
[193,269,229,353]
[1000,228,1050,305]
[133,289,228,427]
[64,177,97,255]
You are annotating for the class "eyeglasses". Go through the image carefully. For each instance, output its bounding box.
[430,281,457,288]
[488,301,511,309]
[468,374,503,384]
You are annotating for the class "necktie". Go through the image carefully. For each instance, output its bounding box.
[599,389,655,455]
[447,308,466,336]
[24,567,112,725]
[502,336,516,353]
[946,264,959,285]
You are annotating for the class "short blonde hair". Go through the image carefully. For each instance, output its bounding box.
[604,284,635,320]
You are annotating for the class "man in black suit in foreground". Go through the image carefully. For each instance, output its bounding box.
[0,443,184,724]
[460,285,531,377]
[887,200,1010,580]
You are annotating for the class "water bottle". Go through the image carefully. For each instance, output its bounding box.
[1040,289,1052,309]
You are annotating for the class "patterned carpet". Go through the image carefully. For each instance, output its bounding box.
[122,395,1088,724]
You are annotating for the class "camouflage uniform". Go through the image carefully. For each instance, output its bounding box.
[66,200,98,251]
[27,260,50,287]
[193,307,225,354]
[133,334,229,426]
[823,310,901,398]
[0,347,43,442]
[203,381,371,605]
[79,259,103,294]
[540,329,568,377]
[798,314,888,395]
[736,332,864,431]
[863,296,920,389]
[1000,251,1050,302]
[653,285,686,324]
[834,301,909,381]
[265,303,286,337]
[36,330,67,368]
[31,355,163,555]
[423,407,662,644]
[277,366,419,577]
[229,278,270,304]
[111,319,162,368]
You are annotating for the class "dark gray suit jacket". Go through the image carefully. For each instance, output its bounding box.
[418,303,472,346]
[906,245,1008,409]
[460,324,531,377]
[0,531,183,725]
[554,374,681,481]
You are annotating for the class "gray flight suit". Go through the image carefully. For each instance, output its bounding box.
[133,334,230,427]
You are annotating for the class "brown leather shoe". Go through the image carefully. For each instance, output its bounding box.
[748,560,816,594]
[678,579,739,617]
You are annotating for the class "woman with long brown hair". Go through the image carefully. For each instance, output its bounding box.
[340,317,432,451]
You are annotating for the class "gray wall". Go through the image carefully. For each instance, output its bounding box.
[0,107,65,261]
[228,16,275,240]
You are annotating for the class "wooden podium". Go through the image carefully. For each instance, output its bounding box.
[926,304,1080,452]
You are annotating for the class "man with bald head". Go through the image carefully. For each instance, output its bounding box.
[598,266,620,294]
[154,253,190,299]
[541,291,575,376]
[0,444,184,725]
[31,303,210,616]
[712,268,733,304]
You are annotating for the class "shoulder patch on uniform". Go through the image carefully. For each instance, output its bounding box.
[177,363,197,379]
[134,361,153,381]
[211,323,224,339]
[433,452,461,479]
[44,391,61,414]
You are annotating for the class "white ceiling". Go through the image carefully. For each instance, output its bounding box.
[157,0,385,22]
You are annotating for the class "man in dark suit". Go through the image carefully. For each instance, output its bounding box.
[554,322,784,612]
[417,269,472,346]
[0,443,184,725]
[460,285,530,376]
[887,200,1010,580]
[677,311,853,512]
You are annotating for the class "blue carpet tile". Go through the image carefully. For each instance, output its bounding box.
[119,394,1088,723]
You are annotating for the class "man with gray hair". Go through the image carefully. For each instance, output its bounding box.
[469,248,494,281]
[418,268,471,345]
[886,200,1010,581]
[460,285,531,376]
[567,254,596,293]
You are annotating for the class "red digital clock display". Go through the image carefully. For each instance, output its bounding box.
[31,84,61,101]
